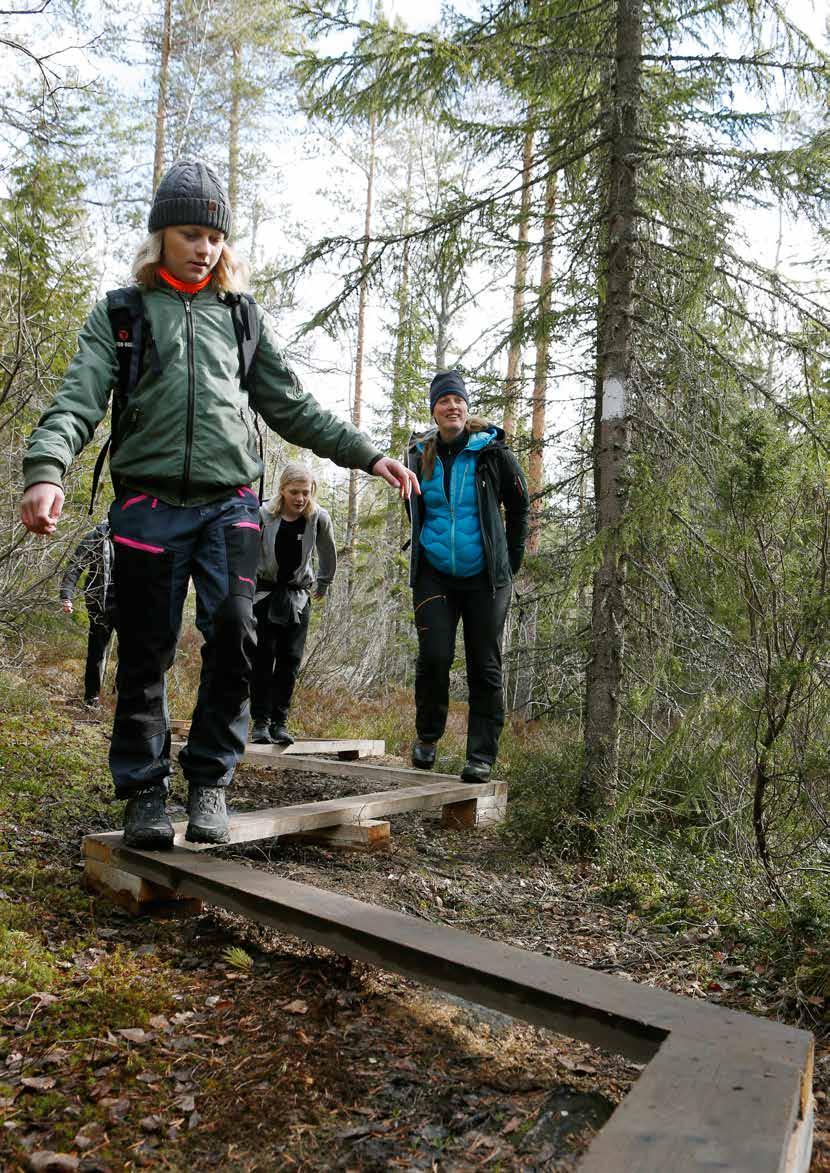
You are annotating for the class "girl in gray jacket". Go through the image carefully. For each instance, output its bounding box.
[251,462,336,744]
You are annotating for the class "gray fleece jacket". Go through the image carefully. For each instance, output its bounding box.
[255,504,337,611]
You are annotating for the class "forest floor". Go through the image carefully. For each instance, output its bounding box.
[0,654,828,1171]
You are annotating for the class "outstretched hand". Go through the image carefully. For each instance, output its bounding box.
[371,457,420,500]
[21,483,65,536]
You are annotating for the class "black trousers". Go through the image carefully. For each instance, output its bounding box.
[413,562,511,764]
[251,594,311,724]
[108,492,261,798]
[84,606,116,701]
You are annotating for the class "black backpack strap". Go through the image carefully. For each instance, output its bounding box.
[222,291,263,499]
[223,291,260,390]
[88,437,113,516]
[106,286,148,401]
[89,287,157,515]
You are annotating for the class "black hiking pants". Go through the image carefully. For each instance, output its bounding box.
[412,561,511,765]
[250,593,310,724]
[108,489,261,799]
[84,604,116,702]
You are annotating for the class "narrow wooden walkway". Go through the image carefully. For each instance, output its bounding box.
[82,772,814,1172]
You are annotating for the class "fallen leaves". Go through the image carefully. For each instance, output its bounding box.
[282,999,308,1015]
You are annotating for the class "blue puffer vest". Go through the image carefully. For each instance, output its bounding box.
[418,428,497,577]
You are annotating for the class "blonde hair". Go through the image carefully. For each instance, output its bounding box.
[264,462,318,520]
[421,416,491,481]
[132,229,248,293]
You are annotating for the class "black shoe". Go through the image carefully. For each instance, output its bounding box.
[84,695,101,708]
[123,786,174,850]
[186,786,230,844]
[269,722,294,746]
[460,759,492,784]
[251,720,272,744]
[411,740,437,770]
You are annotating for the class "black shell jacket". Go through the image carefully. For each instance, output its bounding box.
[406,423,529,590]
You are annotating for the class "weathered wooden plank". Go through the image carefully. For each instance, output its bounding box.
[88,844,813,1171]
[83,779,503,854]
[281,738,385,758]
[169,734,385,759]
[184,739,496,791]
[579,1033,813,1173]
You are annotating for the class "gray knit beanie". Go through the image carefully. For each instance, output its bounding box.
[148,161,232,237]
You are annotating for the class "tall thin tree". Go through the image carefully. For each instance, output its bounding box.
[581,0,643,826]
[344,110,377,592]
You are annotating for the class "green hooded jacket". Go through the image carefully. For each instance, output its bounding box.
[23,283,380,505]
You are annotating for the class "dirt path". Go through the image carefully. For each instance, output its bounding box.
[1,707,826,1170]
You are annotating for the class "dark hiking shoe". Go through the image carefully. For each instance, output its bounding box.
[186,786,230,844]
[123,786,174,850]
[411,740,437,770]
[460,759,492,784]
[269,722,294,746]
[251,720,272,744]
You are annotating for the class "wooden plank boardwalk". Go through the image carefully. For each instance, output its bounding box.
[169,723,384,759]
[82,769,814,1172]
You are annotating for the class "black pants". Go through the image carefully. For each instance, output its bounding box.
[108,491,261,798]
[413,562,511,764]
[84,606,116,701]
[251,594,310,724]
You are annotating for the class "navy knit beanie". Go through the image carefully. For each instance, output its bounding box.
[429,369,469,414]
[148,161,232,237]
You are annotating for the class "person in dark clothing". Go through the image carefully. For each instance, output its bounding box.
[60,519,116,705]
[251,462,336,746]
[20,159,419,851]
[406,369,529,782]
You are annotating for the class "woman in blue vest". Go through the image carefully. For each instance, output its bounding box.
[406,370,529,781]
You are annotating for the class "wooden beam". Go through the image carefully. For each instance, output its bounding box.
[226,741,503,792]
[170,730,385,759]
[282,738,385,759]
[83,843,813,1172]
[83,779,505,855]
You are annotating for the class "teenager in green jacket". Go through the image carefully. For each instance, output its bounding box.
[20,160,418,849]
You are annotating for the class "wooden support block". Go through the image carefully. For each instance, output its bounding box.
[281,819,391,852]
[442,798,478,829]
[83,858,202,917]
[442,782,508,829]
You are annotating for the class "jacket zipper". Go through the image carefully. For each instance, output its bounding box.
[477,467,496,594]
[453,458,472,577]
[181,296,196,503]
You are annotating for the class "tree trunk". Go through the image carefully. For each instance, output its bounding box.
[581,0,643,830]
[152,0,172,191]
[514,157,556,720]
[345,111,377,593]
[503,124,534,436]
[385,152,414,592]
[527,160,556,556]
[228,39,242,233]
[435,292,450,370]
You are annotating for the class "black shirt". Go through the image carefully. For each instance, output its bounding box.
[274,515,306,585]
[435,430,469,501]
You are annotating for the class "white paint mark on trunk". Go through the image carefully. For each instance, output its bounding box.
[601,374,626,420]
